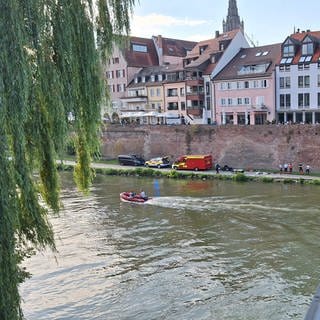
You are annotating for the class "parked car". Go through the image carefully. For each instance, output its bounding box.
[118,154,145,166]
[145,156,171,168]
[221,164,233,172]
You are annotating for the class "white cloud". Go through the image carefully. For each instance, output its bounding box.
[130,13,209,38]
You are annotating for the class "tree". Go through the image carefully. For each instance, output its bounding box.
[0,0,135,318]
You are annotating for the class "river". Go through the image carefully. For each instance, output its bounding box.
[20,172,320,319]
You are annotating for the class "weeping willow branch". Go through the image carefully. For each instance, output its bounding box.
[0,0,136,319]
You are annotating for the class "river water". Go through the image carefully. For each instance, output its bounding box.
[20,173,320,319]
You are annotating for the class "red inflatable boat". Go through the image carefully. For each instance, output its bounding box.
[120,192,150,204]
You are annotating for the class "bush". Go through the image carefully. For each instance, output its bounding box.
[232,173,249,182]
[261,177,274,183]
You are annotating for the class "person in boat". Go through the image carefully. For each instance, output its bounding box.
[129,191,135,198]
[140,190,147,200]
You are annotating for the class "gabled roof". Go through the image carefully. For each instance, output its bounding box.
[284,30,320,64]
[290,30,320,42]
[183,29,240,70]
[213,43,282,81]
[124,36,159,67]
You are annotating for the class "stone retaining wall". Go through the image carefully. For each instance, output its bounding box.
[101,124,320,171]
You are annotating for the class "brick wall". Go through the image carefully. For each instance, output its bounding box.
[101,124,320,171]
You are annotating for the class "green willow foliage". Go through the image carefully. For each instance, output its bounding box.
[0,0,135,319]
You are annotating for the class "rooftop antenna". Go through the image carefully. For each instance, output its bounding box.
[245,33,257,47]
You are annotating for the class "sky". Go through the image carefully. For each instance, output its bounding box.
[131,0,320,46]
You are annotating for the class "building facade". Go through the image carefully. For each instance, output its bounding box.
[213,44,281,125]
[276,30,320,124]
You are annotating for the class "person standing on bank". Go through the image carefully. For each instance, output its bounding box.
[299,163,304,174]
[306,165,310,175]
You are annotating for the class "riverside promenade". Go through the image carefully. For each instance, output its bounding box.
[60,160,318,182]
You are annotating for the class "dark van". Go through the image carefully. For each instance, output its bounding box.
[118,154,145,166]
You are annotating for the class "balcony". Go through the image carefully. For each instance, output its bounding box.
[187,107,203,117]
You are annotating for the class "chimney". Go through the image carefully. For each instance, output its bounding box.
[215,30,220,38]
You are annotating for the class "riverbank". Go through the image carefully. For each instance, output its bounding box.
[57,160,320,185]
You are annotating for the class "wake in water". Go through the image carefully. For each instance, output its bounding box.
[146,195,319,215]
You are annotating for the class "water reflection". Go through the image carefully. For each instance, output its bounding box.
[20,173,320,319]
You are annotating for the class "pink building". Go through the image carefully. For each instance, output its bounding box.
[213,44,281,125]
[106,36,196,116]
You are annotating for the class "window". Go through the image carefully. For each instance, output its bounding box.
[180,87,185,96]
[244,97,250,105]
[261,79,267,88]
[244,81,249,88]
[318,75,320,87]
[167,88,178,97]
[221,98,226,105]
[205,82,210,95]
[298,93,310,108]
[220,83,226,90]
[298,75,310,88]
[280,94,291,108]
[132,43,148,52]
[237,98,242,105]
[280,77,291,89]
[228,98,233,106]
[206,97,211,110]
[283,44,295,57]
[150,88,154,97]
[318,93,320,107]
[116,70,122,78]
[106,71,113,79]
[181,102,186,110]
[302,39,314,56]
[298,76,303,88]
[168,102,178,110]
[238,63,270,75]
[112,57,119,64]
[156,88,161,96]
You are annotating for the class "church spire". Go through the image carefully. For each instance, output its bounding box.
[223,0,244,33]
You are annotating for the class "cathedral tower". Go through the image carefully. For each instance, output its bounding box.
[222,0,244,33]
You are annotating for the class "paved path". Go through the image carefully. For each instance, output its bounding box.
[60,160,317,181]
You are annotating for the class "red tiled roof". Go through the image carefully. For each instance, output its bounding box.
[290,30,320,42]
[184,29,240,70]
[288,31,320,64]
[214,43,282,81]
[161,37,197,57]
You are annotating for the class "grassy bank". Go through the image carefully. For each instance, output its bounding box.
[57,163,320,186]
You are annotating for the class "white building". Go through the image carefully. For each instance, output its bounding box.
[276,30,320,124]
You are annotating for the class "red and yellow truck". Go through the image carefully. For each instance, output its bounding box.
[172,155,213,171]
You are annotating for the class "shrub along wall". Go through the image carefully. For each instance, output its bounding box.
[101,124,320,171]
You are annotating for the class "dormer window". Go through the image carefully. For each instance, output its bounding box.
[282,38,296,58]
[199,45,208,54]
[283,44,295,57]
[302,40,314,56]
[132,43,148,53]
